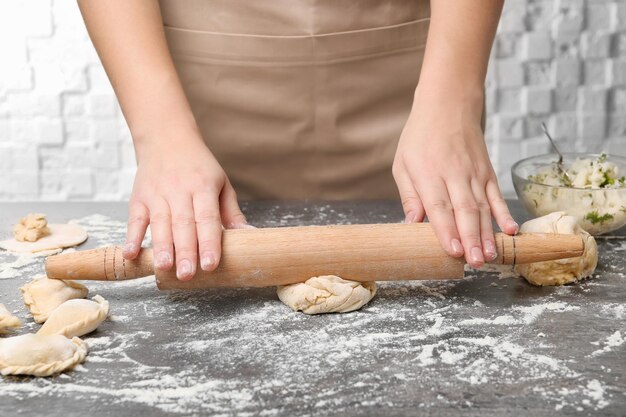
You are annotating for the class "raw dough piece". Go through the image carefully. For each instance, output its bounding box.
[0,223,87,254]
[13,213,50,242]
[0,304,21,334]
[0,333,87,376]
[21,277,88,323]
[39,295,109,338]
[515,212,598,286]
[277,275,377,314]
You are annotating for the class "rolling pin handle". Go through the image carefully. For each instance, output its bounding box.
[490,233,584,265]
[45,246,154,281]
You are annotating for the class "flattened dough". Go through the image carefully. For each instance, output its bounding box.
[0,304,21,334]
[0,333,87,376]
[21,277,88,323]
[277,275,377,314]
[39,295,109,338]
[0,223,87,254]
[515,212,598,286]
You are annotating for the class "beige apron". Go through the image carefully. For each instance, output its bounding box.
[160,0,430,200]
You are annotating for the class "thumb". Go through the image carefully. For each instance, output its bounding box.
[393,165,425,223]
[219,180,251,229]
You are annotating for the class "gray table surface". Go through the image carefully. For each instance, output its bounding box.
[0,200,624,417]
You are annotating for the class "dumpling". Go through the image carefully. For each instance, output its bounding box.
[0,304,21,335]
[21,277,88,323]
[0,333,87,376]
[38,295,109,338]
[277,275,377,315]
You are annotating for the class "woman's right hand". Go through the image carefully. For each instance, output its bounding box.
[121,128,249,281]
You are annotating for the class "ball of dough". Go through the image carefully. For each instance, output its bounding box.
[277,275,376,315]
[514,212,598,286]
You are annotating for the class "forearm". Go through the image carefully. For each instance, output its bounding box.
[77,0,200,154]
[418,0,503,103]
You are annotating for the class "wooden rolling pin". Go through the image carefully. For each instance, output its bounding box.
[45,223,584,290]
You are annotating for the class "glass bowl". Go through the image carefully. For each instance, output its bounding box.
[511,153,626,235]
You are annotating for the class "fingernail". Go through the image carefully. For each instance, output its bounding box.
[484,241,497,260]
[230,223,256,230]
[123,242,137,256]
[451,239,463,256]
[155,251,172,270]
[508,220,519,234]
[177,259,192,280]
[200,253,216,271]
[404,213,418,224]
[471,247,484,265]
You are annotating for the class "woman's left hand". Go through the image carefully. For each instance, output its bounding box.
[392,85,518,269]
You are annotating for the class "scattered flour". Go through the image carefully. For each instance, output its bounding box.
[69,214,151,247]
[512,302,580,324]
[584,379,610,409]
[0,211,623,414]
[536,379,611,411]
[458,315,517,326]
[0,254,42,280]
[474,263,519,279]
[591,331,624,357]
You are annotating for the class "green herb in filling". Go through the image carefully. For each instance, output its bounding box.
[526,153,623,189]
[528,174,545,184]
[599,171,614,188]
[585,210,614,225]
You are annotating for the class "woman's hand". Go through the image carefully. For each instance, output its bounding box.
[122,127,249,281]
[392,86,518,269]
[78,0,249,280]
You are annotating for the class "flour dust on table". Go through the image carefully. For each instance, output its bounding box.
[1,207,624,415]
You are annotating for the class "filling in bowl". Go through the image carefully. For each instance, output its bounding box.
[522,154,626,234]
[528,153,625,189]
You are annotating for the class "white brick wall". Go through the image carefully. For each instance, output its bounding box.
[486,0,626,194]
[0,0,625,200]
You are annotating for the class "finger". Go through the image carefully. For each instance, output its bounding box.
[169,195,198,281]
[412,175,463,258]
[447,179,484,268]
[124,202,149,260]
[149,198,174,272]
[471,180,497,261]
[219,180,249,229]
[486,179,519,235]
[393,164,425,223]
[194,191,223,272]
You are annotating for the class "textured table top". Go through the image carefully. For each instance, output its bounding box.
[0,200,625,417]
